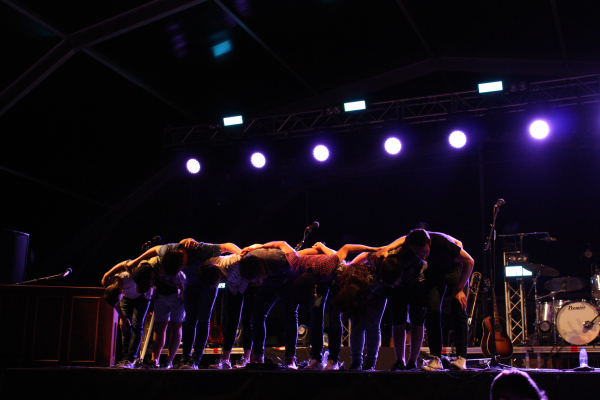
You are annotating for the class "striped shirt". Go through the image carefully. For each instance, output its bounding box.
[284,252,341,283]
[203,254,248,296]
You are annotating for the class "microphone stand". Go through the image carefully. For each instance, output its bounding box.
[484,203,509,368]
[16,271,70,285]
[295,226,315,251]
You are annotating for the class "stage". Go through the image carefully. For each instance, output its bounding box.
[1,365,598,400]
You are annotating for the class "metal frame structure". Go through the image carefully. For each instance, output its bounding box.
[503,252,529,345]
[164,74,600,148]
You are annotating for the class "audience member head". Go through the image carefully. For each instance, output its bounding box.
[132,262,155,293]
[293,271,317,305]
[239,254,266,282]
[163,249,187,275]
[490,370,548,400]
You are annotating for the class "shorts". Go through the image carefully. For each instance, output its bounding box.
[154,292,186,322]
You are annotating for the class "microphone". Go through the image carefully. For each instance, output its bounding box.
[495,199,505,208]
[584,320,593,329]
[307,221,319,230]
[152,235,161,243]
[62,268,72,277]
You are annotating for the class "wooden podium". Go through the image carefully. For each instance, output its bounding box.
[0,285,118,367]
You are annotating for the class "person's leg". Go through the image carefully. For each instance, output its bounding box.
[349,315,366,368]
[151,321,169,367]
[408,285,427,367]
[181,284,200,361]
[424,281,446,358]
[392,324,407,362]
[166,322,183,365]
[326,286,342,364]
[127,296,150,362]
[119,297,135,362]
[363,298,387,369]
[444,267,469,369]
[191,285,219,363]
[222,289,244,362]
[280,281,300,366]
[309,284,330,363]
[251,284,279,361]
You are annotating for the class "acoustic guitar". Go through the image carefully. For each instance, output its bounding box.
[481,282,513,358]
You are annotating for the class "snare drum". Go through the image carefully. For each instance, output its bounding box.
[555,300,600,345]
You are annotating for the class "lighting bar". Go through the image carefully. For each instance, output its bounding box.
[223,115,243,126]
[478,81,503,93]
[344,100,366,112]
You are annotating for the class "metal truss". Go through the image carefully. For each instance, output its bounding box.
[165,74,600,148]
[504,279,528,345]
[503,251,529,345]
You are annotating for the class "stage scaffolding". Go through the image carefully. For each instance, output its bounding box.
[165,74,600,148]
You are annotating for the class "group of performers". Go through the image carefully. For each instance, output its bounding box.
[101,228,475,371]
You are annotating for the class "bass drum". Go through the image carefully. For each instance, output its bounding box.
[556,300,600,345]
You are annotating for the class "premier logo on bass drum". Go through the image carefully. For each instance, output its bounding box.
[568,305,587,310]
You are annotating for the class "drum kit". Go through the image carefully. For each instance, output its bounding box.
[533,265,600,345]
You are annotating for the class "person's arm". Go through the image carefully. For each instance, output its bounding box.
[311,242,336,256]
[374,235,407,258]
[252,241,296,254]
[350,252,370,264]
[220,243,242,255]
[298,248,319,255]
[112,301,131,330]
[101,260,129,287]
[335,244,381,262]
[450,249,475,310]
[180,238,198,250]
[126,246,160,270]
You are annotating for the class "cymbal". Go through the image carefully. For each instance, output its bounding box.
[521,263,559,277]
[544,276,587,292]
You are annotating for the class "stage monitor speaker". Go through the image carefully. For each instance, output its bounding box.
[0,229,29,284]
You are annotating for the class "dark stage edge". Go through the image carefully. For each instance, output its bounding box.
[1,367,599,400]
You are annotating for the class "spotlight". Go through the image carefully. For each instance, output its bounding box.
[313,145,329,162]
[344,100,366,112]
[478,81,503,94]
[223,115,243,126]
[186,158,200,174]
[519,82,529,91]
[384,137,401,155]
[297,324,309,346]
[449,130,467,148]
[509,83,518,93]
[251,152,266,168]
[325,107,333,116]
[529,120,549,139]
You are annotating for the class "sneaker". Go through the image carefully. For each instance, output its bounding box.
[304,359,324,370]
[389,359,405,371]
[405,360,417,370]
[285,358,298,370]
[349,360,362,371]
[234,357,249,369]
[450,356,467,370]
[362,361,376,371]
[421,356,443,371]
[441,356,452,369]
[324,360,340,370]
[116,360,134,369]
[180,357,199,370]
[164,362,173,370]
[209,358,232,369]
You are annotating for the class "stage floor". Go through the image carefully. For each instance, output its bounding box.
[1,365,598,400]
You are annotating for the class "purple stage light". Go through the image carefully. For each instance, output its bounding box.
[384,137,401,155]
[251,152,266,168]
[186,158,200,174]
[449,130,467,148]
[313,145,329,162]
[529,120,549,139]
